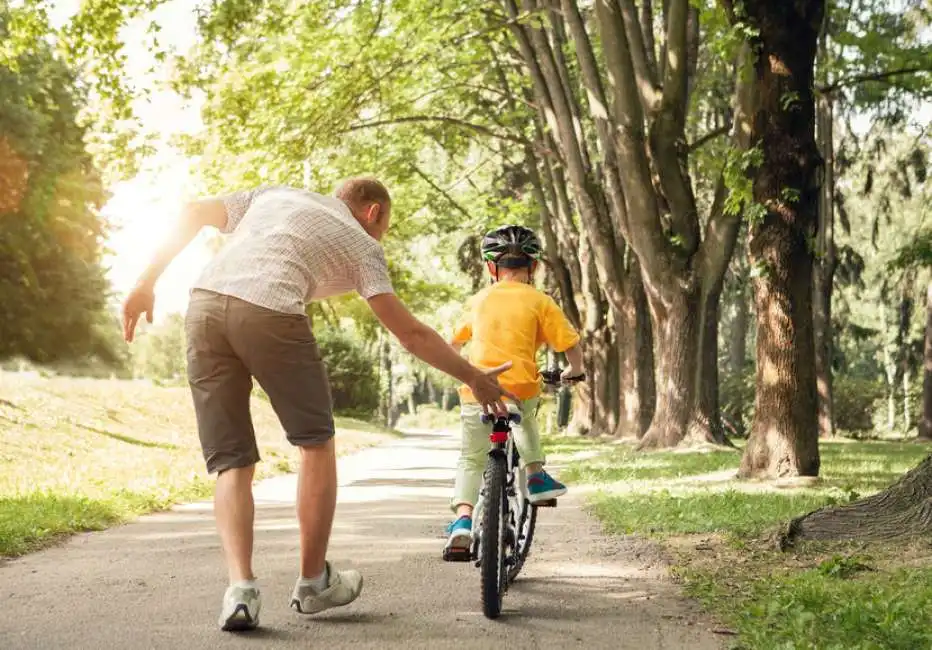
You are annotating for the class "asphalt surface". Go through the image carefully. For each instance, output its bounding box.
[1,429,724,650]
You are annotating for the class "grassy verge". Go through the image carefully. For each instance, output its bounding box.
[395,404,462,430]
[543,433,932,649]
[0,373,397,557]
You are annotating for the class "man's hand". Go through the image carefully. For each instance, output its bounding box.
[122,284,155,342]
[367,293,517,414]
[467,362,519,416]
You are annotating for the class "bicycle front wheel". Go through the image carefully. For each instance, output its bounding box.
[479,453,508,619]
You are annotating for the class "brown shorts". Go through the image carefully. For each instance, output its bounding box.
[185,290,334,474]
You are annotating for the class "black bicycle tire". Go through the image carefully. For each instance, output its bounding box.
[480,454,507,619]
[507,501,537,583]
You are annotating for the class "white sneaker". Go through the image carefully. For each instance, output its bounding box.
[290,561,363,615]
[218,584,261,631]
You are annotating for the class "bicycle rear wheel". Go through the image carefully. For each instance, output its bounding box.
[479,453,508,619]
[507,495,537,583]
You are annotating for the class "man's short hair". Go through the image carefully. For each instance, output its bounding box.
[334,177,391,213]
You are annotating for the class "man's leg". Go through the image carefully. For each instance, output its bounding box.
[215,464,257,582]
[185,290,262,631]
[229,298,361,615]
[296,439,337,579]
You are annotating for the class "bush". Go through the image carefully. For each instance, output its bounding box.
[315,328,380,418]
[720,366,755,436]
[834,375,885,433]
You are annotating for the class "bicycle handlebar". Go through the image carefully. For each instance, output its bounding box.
[540,369,586,386]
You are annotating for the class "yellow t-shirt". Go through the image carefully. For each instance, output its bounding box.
[452,281,581,402]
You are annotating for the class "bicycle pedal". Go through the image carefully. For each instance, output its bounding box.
[534,499,557,508]
[442,546,473,562]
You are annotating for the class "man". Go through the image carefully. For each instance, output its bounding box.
[122,178,515,632]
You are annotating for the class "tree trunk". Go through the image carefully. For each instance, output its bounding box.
[728,274,750,377]
[687,286,733,446]
[904,365,913,432]
[737,0,824,480]
[638,288,701,449]
[379,337,393,426]
[919,282,932,439]
[782,454,932,545]
[882,305,897,430]
[616,264,655,438]
[813,93,836,439]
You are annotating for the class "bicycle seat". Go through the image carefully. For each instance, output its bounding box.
[481,412,522,425]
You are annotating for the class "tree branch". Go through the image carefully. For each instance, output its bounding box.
[688,124,730,152]
[594,0,674,285]
[697,44,756,294]
[343,116,531,147]
[617,0,661,110]
[545,1,593,172]
[562,0,632,244]
[660,0,688,122]
[818,66,932,95]
[641,0,658,74]
[410,164,475,222]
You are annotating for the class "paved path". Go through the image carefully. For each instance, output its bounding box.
[1,430,723,649]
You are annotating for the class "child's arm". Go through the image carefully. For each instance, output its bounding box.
[562,343,585,379]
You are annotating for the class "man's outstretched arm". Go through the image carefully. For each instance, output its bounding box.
[122,199,227,342]
[367,293,515,414]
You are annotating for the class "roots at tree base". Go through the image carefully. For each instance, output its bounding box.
[781,453,932,548]
[636,412,734,450]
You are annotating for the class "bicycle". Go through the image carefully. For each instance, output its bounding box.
[443,367,584,619]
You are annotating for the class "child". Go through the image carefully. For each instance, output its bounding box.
[444,225,584,558]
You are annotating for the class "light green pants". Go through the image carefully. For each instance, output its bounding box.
[451,397,544,511]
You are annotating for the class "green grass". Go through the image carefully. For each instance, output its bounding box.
[590,490,840,537]
[560,445,741,483]
[680,549,932,650]
[549,433,932,649]
[0,373,396,557]
[395,404,461,430]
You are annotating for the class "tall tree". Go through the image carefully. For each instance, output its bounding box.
[0,5,114,366]
[811,0,932,438]
[728,0,824,479]
[500,0,756,448]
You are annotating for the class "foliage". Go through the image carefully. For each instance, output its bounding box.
[315,326,380,418]
[130,313,186,382]
[720,363,755,433]
[834,376,886,432]
[0,6,117,366]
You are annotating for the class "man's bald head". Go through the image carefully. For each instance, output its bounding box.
[334,177,392,241]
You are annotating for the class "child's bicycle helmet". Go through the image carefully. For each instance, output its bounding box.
[480,225,542,268]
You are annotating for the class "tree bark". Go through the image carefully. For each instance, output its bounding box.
[813,94,836,438]
[737,0,824,479]
[782,455,932,545]
[919,282,932,440]
[728,263,750,377]
[638,289,701,448]
[616,264,655,438]
[882,305,898,431]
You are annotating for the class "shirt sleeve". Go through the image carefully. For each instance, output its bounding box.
[451,298,474,345]
[539,295,580,352]
[355,245,395,299]
[218,187,268,234]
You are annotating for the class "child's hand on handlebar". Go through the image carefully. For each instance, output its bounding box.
[561,366,586,383]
